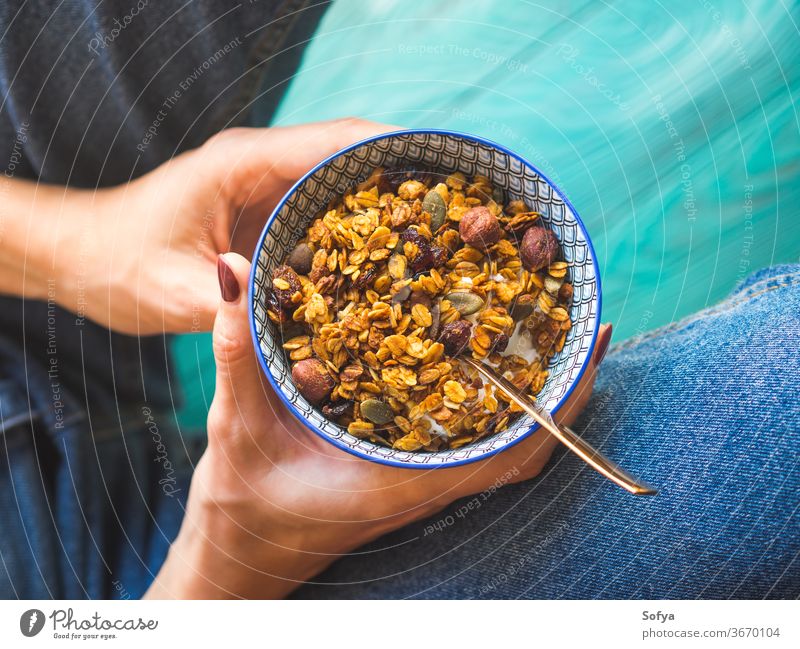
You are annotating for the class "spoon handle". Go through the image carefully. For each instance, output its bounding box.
[462,357,657,496]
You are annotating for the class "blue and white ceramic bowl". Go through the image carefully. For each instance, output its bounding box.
[249,129,601,468]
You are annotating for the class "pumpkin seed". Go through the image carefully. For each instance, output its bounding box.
[360,399,394,425]
[445,291,484,316]
[422,189,446,231]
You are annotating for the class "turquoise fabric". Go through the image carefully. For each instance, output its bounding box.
[173,0,799,431]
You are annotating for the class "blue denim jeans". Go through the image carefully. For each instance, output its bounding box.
[0,341,201,599]
[2,265,798,599]
[293,264,800,598]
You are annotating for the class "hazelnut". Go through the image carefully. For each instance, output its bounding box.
[520,226,559,271]
[291,358,335,404]
[287,243,314,274]
[459,206,502,250]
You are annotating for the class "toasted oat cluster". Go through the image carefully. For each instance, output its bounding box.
[267,167,573,451]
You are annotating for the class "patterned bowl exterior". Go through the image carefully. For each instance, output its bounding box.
[249,130,600,468]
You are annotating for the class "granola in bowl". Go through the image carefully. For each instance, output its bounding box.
[266,166,574,452]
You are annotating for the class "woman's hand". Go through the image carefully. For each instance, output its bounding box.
[43,119,391,335]
[146,253,612,599]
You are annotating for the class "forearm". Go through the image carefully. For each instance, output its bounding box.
[145,505,336,600]
[144,460,433,600]
[0,177,102,309]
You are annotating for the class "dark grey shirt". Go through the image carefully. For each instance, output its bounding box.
[0,0,327,408]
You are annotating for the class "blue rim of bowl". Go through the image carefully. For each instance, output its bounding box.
[249,128,602,469]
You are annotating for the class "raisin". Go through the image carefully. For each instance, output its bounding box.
[409,247,435,274]
[438,320,473,356]
[352,264,377,290]
[308,265,330,284]
[430,244,449,268]
[272,265,301,308]
[322,399,354,419]
[382,166,435,192]
[558,282,574,304]
[491,332,509,353]
[266,289,290,323]
[400,228,444,273]
[399,227,430,247]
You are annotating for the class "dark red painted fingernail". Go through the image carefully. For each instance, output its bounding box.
[594,324,612,366]
[217,255,240,303]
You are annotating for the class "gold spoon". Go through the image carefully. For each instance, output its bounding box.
[461,356,657,495]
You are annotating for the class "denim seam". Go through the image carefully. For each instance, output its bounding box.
[614,271,800,352]
[731,269,800,300]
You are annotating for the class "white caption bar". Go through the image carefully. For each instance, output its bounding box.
[0,600,796,647]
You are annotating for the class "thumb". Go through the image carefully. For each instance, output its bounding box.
[212,252,263,410]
